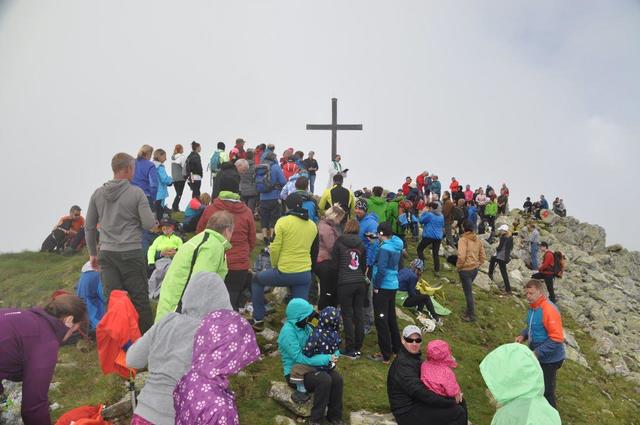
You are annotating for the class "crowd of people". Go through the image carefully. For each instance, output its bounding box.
[6,141,571,425]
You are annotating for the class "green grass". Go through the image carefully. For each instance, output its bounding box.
[1,236,639,424]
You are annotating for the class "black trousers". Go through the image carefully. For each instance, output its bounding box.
[172,180,186,211]
[532,272,556,302]
[395,398,468,425]
[488,257,511,292]
[541,360,563,408]
[225,270,251,311]
[417,238,441,272]
[403,293,438,318]
[337,283,366,353]
[314,260,338,310]
[304,369,344,422]
[373,288,401,360]
[188,180,201,198]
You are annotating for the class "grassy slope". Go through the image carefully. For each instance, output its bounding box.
[1,241,639,424]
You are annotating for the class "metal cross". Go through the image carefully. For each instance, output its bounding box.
[306,98,363,159]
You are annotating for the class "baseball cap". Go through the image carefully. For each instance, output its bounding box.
[402,325,422,338]
[498,224,509,232]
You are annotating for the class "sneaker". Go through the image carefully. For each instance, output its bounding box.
[354,351,362,358]
[291,390,311,404]
[249,318,265,332]
[339,350,359,360]
[435,317,444,327]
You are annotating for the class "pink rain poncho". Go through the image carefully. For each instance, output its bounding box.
[420,339,461,398]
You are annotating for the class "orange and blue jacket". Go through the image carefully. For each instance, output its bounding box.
[521,296,565,363]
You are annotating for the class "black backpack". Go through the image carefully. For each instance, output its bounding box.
[255,162,277,193]
[453,206,465,221]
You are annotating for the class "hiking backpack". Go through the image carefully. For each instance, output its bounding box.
[255,162,276,193]
[452,206,465,222]
[209,150,221,173]
[553,251,566,278]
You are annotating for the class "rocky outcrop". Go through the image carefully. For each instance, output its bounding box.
[491,210,640,386]
[268,381,312,418]
[350,410,398,425]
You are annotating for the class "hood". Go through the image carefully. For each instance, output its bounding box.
[382,235,404,252]
[102,180,132,202]
[462,232,479,242]
[318,306,341,332]
[181,272,232,318]
[363,212,379,222]
[480,343,544,406]
[81,260,97,273]
[219,161,236,170]
[426,339,457,368]
[192,310,261,379]
[204,229,233,251]
[212,196,246,213]
[368,196,385,207]
[285,298,314,325]
[28,307,68,343]
[340,233,362,248]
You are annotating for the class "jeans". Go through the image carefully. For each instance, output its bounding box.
[373,288,401,360]
[172,180,185,211]
[252,269,311,320]
[416,237,441,272]
[444,221,455,246]
[459,268,479,319]
[337,283,366,353]
[303,369,344,422]
[314,260,338,310]
[225,270,251,311]
[309,174,316,194]
[532,272,556,303]
[98,249,153,334]
[488,257,511,292]
[530,242,539,270]
[541,360,563,408]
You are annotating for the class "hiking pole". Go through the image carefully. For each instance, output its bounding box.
[129,371,137,412]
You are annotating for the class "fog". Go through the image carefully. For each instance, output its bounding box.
[1,0,639,253]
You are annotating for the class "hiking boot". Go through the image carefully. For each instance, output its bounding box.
[434,317,444,327]
[339,350,359,360]
[249,318,265,332]
[369,353,391,364]
[291,390,311,404]
[461,314,476,323]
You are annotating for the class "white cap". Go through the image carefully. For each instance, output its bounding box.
[402,325,422,338]
[498,224,509,232]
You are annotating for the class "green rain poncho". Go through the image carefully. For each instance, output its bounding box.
[480,343,561,425]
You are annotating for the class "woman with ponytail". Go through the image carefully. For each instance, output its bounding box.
[185,141,203,199]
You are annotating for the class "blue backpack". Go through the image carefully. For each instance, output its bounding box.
[255,162,276,193]
[209,151,221,173]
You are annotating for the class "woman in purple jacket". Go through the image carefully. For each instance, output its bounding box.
[0,294,87,425]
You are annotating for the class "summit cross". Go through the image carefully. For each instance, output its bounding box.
[306,98,363,159]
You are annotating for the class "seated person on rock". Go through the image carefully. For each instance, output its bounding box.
[387,325,467,425]
[278,298,345,425]
[146,219,183,276]
[182,193,210,233]
[126,272,233,425]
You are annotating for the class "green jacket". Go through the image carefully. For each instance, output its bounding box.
[155,229,231,322]
[385,199,401,234]
[147,234,183,264]
[277,299,333,376]
[485,201,498,217]
[271,215,318,273]
[367,196,387,223]
[480,343,561,425]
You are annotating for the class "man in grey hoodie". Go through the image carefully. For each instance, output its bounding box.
[85,152,157,333]
[125,272,232,425]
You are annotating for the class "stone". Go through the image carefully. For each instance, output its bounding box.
[259,327,278,342]
[395,307,416,324]
[474,273,492,291]
[102,395,134,420]
[565,344,589,369]
[607,244,623,252]
[268,381,312,418]
[271,287,289,304]
[275,415,298,425]
[350,410,397,425]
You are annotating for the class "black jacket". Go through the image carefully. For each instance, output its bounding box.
[387,347,457,418]
[495,234,514,262]
[185,152,203,177]
[211,162,241,199]
[329,185,352,218]
[333,234,366,286]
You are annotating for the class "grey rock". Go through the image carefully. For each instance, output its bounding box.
[268,381,312,418]
[474,273,492,291]
[275,415,298,425]
[350,410,398,425]
[395,307,416,324]
[259,327,278,342]
[607,244,623,252]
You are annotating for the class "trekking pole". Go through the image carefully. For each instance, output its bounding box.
[129,371,137,411]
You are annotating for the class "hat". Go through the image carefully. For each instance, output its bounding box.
[188,198,202,210]
[377,222,393,237]
[355,198,368,212]
[410,258,424,271]
[286,193,304,210]
[160,219,174,228]
[498,224,509,232]
[386,192,396,201]
[353,190,364,198]
[219,175,240,193]
[402,325,422,338]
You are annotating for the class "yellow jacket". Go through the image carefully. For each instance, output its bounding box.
[271,215,318,273]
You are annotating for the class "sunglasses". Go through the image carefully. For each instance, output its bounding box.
[404,337,422,344]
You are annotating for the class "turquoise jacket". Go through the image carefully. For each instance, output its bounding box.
[372,235,404,290]
[155,163,173,201]
[277,299,334,376]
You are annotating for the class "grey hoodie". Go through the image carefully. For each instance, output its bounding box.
[126,272,232,425]
[85,179,156,255]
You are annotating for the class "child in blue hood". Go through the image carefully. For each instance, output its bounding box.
[370,222,403,364]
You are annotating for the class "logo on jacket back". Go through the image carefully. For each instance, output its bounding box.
[349,250,360,270]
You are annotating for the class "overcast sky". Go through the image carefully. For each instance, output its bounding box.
[1,0,639,253]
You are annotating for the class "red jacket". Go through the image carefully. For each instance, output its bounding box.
[282,162,299,181]
[416,174,425,189]
[196,197,256,270]
[402,182,411,196]
[449,180,460,193]
[539,250,555,276]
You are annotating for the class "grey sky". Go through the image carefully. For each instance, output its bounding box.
[1,0,638,252]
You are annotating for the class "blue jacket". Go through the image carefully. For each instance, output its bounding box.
[132,158,158,199]
[521,298,566,364]
[277,299,334,376]
[419,211,444,240]
[155,163,173,201]
[76,266,105,330]
[397,268,419,297]
[372,235,403,290]
[260,160,287,201]
[429,180,442,195]
[358,212,379,266]
[467,205,478,224]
